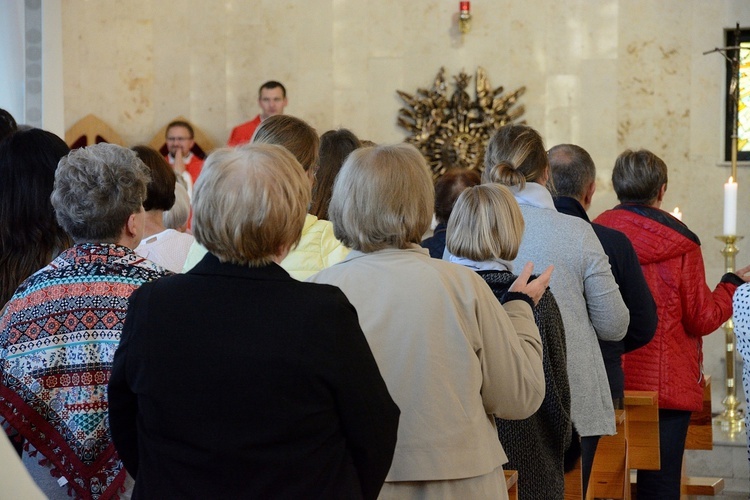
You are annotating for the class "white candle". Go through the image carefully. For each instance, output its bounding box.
[724,176,738,235]
[671,207,682,221]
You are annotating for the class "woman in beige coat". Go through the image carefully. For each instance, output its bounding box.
[309,143,550,499]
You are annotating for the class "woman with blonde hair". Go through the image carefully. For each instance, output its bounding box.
[309,143,548,499]
[483,124,629,497]
[446,183,570,499]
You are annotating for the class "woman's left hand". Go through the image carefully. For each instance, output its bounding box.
[509,262,554,306]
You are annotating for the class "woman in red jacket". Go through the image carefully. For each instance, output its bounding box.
[595,149,750,499]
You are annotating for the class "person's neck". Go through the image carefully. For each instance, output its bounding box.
[577,196,590,211]
[143,210,167,238]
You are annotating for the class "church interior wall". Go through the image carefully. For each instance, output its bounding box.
[60,0,750,411]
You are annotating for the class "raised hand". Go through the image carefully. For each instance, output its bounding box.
[509,262,554,306]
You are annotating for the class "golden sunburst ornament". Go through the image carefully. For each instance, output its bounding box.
[397,67,526,179]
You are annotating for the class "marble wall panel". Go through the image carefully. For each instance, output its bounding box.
[332,89,370,142]
[56,0,750,441]
[187,2,227,147]
[60,0,750,246]
[332,0,368,94]
[544,74,580,144]
[367,57,403,143]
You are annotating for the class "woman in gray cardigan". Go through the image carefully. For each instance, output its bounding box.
[483,124,629,498]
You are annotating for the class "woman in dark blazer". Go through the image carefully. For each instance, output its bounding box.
[108,144,400,499]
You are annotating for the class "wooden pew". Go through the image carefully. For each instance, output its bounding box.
[570,392,658,499]
[623,390,660,471]
[589,410,629,499]
[685,375,713,450]
[563,457,583,500]
[504,470,518,500]
[627,377,724,498]
[681,376,724,497]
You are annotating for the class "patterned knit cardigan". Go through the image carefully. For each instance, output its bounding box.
[0,244,170,499]
[478,270,572,500]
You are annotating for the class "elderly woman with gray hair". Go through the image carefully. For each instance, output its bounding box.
[309,143,547,499]
[108,144,400,498]
[0,143,170,499]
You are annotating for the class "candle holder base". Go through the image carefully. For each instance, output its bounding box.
[715,394,745,435]
[715,234,744,438]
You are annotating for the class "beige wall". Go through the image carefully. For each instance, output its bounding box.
[62,0,750,407]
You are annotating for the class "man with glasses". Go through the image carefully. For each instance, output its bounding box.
[165,120,203,197]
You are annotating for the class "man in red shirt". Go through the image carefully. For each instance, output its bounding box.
[227,81,288,146]
[165,120,203,196]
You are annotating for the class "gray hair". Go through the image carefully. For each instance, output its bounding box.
[548,144,596,200]
[329,143,433,252]
[163,182,191,230]
[52,143,150,242]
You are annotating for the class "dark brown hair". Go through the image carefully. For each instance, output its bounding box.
[259,80,287,98]
[612,149,668,204]
[133,145,177,212]
[0,129,72,305]
[166,120,194,139]
[434,168,481,224]
[310,129,362,220]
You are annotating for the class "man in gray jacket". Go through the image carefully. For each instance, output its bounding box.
[549,144,657,409]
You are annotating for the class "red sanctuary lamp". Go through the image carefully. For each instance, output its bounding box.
[459,1,472,34]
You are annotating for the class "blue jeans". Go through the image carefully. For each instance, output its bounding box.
[636,409,692,500]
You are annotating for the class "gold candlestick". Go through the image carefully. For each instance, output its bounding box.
[714,234,744,434]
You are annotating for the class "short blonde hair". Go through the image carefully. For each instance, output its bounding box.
[192,145,310,266]
[330,143,433,252]
[446,184,524,262]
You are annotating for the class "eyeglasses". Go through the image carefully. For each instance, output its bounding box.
[166,136,191,142]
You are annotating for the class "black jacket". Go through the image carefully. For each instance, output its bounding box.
[420,222,447,259]
[554,197,657,400]
[109,252,400,499]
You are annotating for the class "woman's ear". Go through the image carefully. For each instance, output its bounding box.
[125,212,139,238]
[307,167,316,187]
[538,166,550,187]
